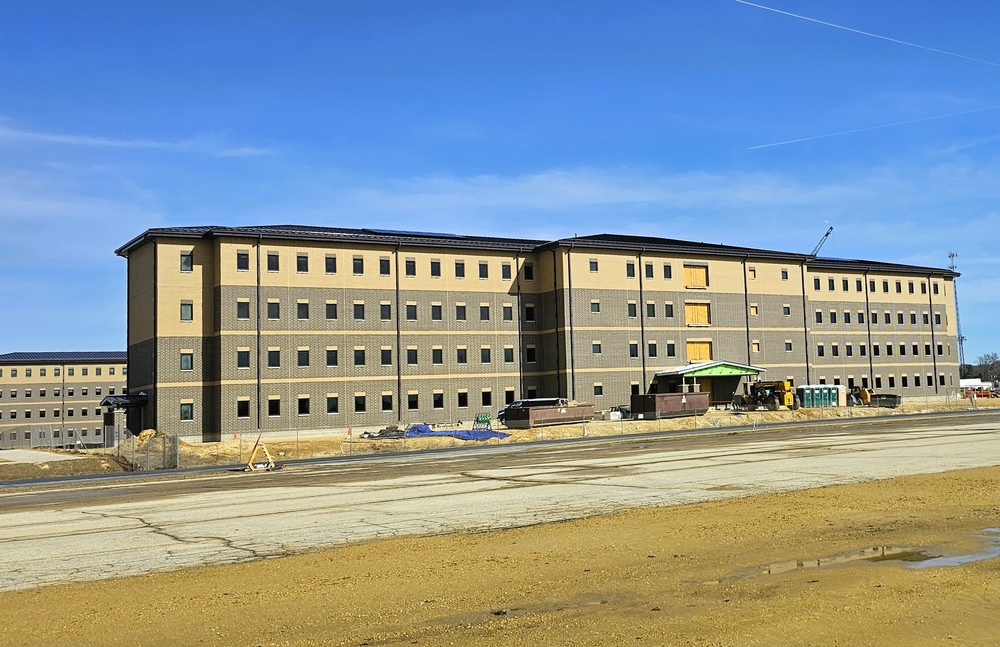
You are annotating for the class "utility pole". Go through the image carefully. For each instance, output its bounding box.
[948,252,966,368]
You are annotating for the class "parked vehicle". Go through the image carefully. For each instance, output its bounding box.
[732,380,800,411]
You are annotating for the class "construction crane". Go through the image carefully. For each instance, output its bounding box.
[949,252,967,368]
[810,226,833,257]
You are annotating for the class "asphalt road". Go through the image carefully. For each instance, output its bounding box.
[2,412,1000,593]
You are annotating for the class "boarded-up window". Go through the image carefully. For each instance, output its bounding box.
[684,264,709,288]
[687,341,712,362]
[685,302,711,325]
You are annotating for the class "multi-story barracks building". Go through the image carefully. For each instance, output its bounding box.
[115,226,960,442]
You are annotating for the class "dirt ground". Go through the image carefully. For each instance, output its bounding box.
[1,462,999,646]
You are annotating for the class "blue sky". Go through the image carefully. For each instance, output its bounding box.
[2,1,998,362]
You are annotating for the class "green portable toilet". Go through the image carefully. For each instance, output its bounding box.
[798,386,813,408]
[819,386,831,407]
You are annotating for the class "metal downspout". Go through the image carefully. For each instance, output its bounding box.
[394,243,403,421]
[928,273,939,393]
[800,260,812,385]
[565,243,576,400]
[637,248,647,390]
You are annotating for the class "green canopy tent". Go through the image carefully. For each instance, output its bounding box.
[651,361,766,406]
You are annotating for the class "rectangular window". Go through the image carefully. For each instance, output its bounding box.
[267,349,280,368]
[479,261,488,279]
[648,342,657,358]
[457,348,467,364]
[456,304,467,321]
[591,301,600,313]
[405,258,416,276]
[237,349,250,369]
[267,301,280,320]
[933,283,939,295]
[237,400,250,418]
[327,396,339,414]
[844,311,851,324]
[408,393,419,411]
[353,256,364,274]
[237,301,250,320]
[455,260,465,278]
[524,305,535,322]
[782,305,791,316]
[457,392,469,408]
[829,311,838,324]
[297,302,310,320]
[814,277,821,290]
[180,403,194,421]
[664,303,674,318]
[815,311,823,324]
[267,252,279,272]
[237,251,250,271]
[380,348,392,365]
[898,313,904,325]
[296,253,308,273]
[627,302,637,318]
[645,263,653,279]
[629,342,639,358]
[502,263,512,280]
[829,278,835,291]
[843,278,849,291]
[666,342,676,357]
[482,391,492,407]
[593,342,602,354]
[432,304,443,321]
[379,257,391,276]
[910,313,917,325]
[353,303,365,320]
[886,344,893,356]
[298,397,310,416]
[781,268,789,281]
[747,267,756,280]
[523,262,534,280]
[432,348,443,364]
[297,349,310,367]
[433,392,444,409]
[326,348,338,367]
[684,302,710,325]
[832,345,839,357]
[381,394,393,412]
[180,352,193,371]
[379,303,391,320]
[935,313,942,325]
[785,341,793,352]
[503,346,514,363]
[686,340,712,361]
[326,302,338,320]
[406,303,417,321]
[684,264,708,288]
[896,281,902,293]
[594,384,604,396]
[589,259,599,272]
[325,255,337,274]
[889,376,896,388]
[525,346,536,363]
[922,313,930,325]
[180,301,193,322]
[480,305,490,321]
[663,263,673,279]
[354,348,365,366]
[908,281,914,294]
[626,261,636,278]
[818,344,825,357]
[480,347,491,363]
[752,341,760,353]
[846,344,853,357]
[407,348,418,365]
[431,260,441,277]
[646,302,656,318]
[354,395,366,413]
[180,252,193,272]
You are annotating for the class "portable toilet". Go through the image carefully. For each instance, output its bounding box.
[797,386,814,408]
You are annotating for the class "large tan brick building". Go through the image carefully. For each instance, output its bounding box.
[116,226,960,441]
[0,351,128,449]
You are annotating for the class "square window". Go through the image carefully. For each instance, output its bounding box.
[180,252,193,272]
[267,252,279,272]
[589,259,598,272]
[593,342,602,354]
[785,341,793,352]
[180,302,193,322]
[237,251,250,271]
[783,305,791,316]
[267,302,280,319]
[268,399,281,416]
[180,403,194,421]
[297,302,310,320]
[379,258,391,275]
[327,396,339,414]
[594,384,603,396]
[296,254,308,273]
[298,397,310,415]
[298,349,310,367]
[326,349,339,367]
[325,255,337,274]
[180,353,193,371]
[237,301,250,320]
[237,400,250,418]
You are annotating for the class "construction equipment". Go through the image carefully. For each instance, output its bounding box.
[244,433,276,472]
[810,226,833,257]
[733,380,800,411]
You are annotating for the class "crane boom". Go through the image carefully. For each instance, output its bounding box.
[810,226,833,257]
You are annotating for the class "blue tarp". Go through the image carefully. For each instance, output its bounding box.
[404,424,510,441]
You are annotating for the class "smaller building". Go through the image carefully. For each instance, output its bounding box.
[0,351,128,449]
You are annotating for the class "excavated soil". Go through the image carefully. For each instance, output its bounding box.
[1,464,999,646]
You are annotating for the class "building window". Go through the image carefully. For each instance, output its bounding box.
[645,302,655,318]
[524,305,535,322]
[748,267,756,280]
[684,264,709,288]
[180,403,194,421]
[666,343,676,357]
[456,348,467,364]
[846,344,853,357]
[236,400,251,419]
[935,313,942,325]
[752,341,760,353]
[380,348,392,366]
[379,257,391,276]
[749,304,759,316]
[594,384,603,396]
[267,302,280,319]
[432,348,444,365]
[785,341,793,352]
[237,301,250,320]
[627,302,637,318]
[406,304,417,321]
[526,346,537,363]
[815,311,823,324]
[353,256,364,274]
[297,302,310,320]
[591,301,600,313]
[432,304,443,321]
[455,260,465,278]
[456,304,467,321]
[842,279,849,291]
[237,350,250,369]
[326,348,338,367]
[482,391,492,407]
[430,259,441,277]
[326,302,338,320]
[844,311,851,324]
[523,262,534,280]
[353,303,365,320]
[380,303,391,320]
[626,261,636,278]
[818,344,825,357]
[298,397,310,416]
[433,393,444,409]
[327,396,339,414]
[296,253,309,273]
[592,342,602,354]
[781,268,789,280]
[480,305,490,321]
[267,349,281,368]
[830,311,837,324]
[481,347,491,363]
[180,353,194,371]
[589,259,599,272]
[408,393,419,410]
[267,252,279,272]
[504,347,514,363]
[237,251,250,271]
[645,263,654,279]
[502,263,512,280]
[629,342,639,358]
[832,345,839,357]
[267,398,281,417]
[354,349,365,366]
[814,277,821,290]
[407,348,418,365]
[922,313,930,325]
[782,305,791,316]
[180,252,193,272]
[502,305,513,321]
[664,263,673,279]
[910,313,917,325]
[325,255,337,274]
[828,278,835,291]
[684,302,710,325]
[354,395,366,413]
[933,283,939,295]
[664,303,674,318]
[457,392,469,408]
[180,301,194,322]
[297,349,310,368]
[405,258,416,276]
[479,262,489,279]
[648,342,657,358]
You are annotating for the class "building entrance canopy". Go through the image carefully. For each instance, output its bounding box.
[653,361,767,379]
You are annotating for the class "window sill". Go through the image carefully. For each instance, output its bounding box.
[685,285,708,290]
[687,323,712,327]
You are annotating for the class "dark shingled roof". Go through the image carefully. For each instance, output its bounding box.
[0,351,127,364]
[115,225,959,277]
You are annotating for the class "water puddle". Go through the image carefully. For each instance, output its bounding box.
[742,528,1000,580]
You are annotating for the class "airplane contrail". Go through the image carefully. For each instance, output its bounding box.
[748,105,1000,150]
[734,0,1000,68]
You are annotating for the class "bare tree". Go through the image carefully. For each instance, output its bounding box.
[973,353,1000,384]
